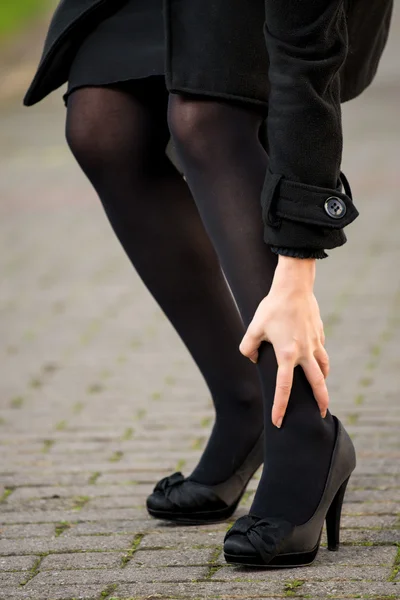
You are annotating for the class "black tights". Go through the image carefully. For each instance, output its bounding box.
[66,77,335,525]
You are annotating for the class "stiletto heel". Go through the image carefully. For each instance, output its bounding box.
[146,432,264,524]
[224,416,356,568]
[326,475,350,551]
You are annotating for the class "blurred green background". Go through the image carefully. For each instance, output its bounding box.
[0,0,50,39]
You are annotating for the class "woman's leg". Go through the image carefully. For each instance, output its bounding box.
[168,94,336,525]
[65,79,263,485]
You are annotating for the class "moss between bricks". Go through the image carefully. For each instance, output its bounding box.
[87,382,105,394]
[109,450,124,463]
[191,437,205,450]
[73,401,84,414]
[10,395,24,408]
[172,458,185,472]
[100,583,118,599]
[204,546,223,580]
[284,579,305,597]
[0,487,14,502]
[200,416,212,428]
[71,495,90,510]
[135,408,146,420]
[240,490,252,505]
[121,533,145,567]
[88,471,101,484]
[121,427,134,441]
[42,439,55,453]
[388,544,400,581]
[30,376,43,389]
[19,553,48,586]
[55,521,72,536]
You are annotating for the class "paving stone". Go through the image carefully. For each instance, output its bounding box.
[0,523,56,538]
[0,508,154,524]
[40,551,124,570]
[0,556,37,572]
[140,530,225,549]
[301,580,400,598]
[114,581,284,598]
[341,514,399,528]
[0,534,134,555]
[215,564,390,581]
[131,548,214,567]
[9,485,142,501]
[0,585,104,600]
[341,529,400,544]
[28,566,209,586]
[0,571,28,586]
[85,497,146,510]
[0,473,91,487]
[62,520,150,536]
[343,502,399,515]
[314,545,399,566]
[345,488,400,503]
[1,498,76,513]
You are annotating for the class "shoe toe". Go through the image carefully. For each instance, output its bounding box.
[224,534,256,559]
[146,491,174,513]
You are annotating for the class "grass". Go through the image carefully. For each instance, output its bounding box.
[0,0,51,40]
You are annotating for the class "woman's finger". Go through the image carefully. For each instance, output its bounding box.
[302,357,330,418]
[271,357,295,428]
[314,346,330,379]
[239,326,264,363]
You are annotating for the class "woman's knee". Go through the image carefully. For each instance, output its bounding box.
[65,93,115,172]
[65,86,160,174]
[168,95,226,163]
[168,94,263,166]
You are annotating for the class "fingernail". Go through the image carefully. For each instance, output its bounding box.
[276,417,283,429]
[250,358,257,364]
[321,411,327,419]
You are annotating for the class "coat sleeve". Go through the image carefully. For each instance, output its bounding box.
[262,0,359,254]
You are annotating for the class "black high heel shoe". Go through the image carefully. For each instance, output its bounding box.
[146,432,264,524]
[223,416,356,567]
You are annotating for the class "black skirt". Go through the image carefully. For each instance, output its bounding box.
[65,0,165,102]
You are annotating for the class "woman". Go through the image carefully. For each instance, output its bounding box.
[24,0,392,567]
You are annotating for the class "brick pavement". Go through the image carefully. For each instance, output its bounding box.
[1,7,399,600]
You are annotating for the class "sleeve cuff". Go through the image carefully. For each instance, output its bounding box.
[261,169,359,250]
[270,246,328,259]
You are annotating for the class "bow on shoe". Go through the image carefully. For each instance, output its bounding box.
[154,472,185,494]
[152,472,226,511]
[225,515,294,564]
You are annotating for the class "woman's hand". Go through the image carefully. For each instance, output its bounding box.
[239,256,329,428]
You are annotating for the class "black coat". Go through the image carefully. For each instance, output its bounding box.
[24,0,393,253]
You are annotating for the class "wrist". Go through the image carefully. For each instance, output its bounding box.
[273,255,316,290]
